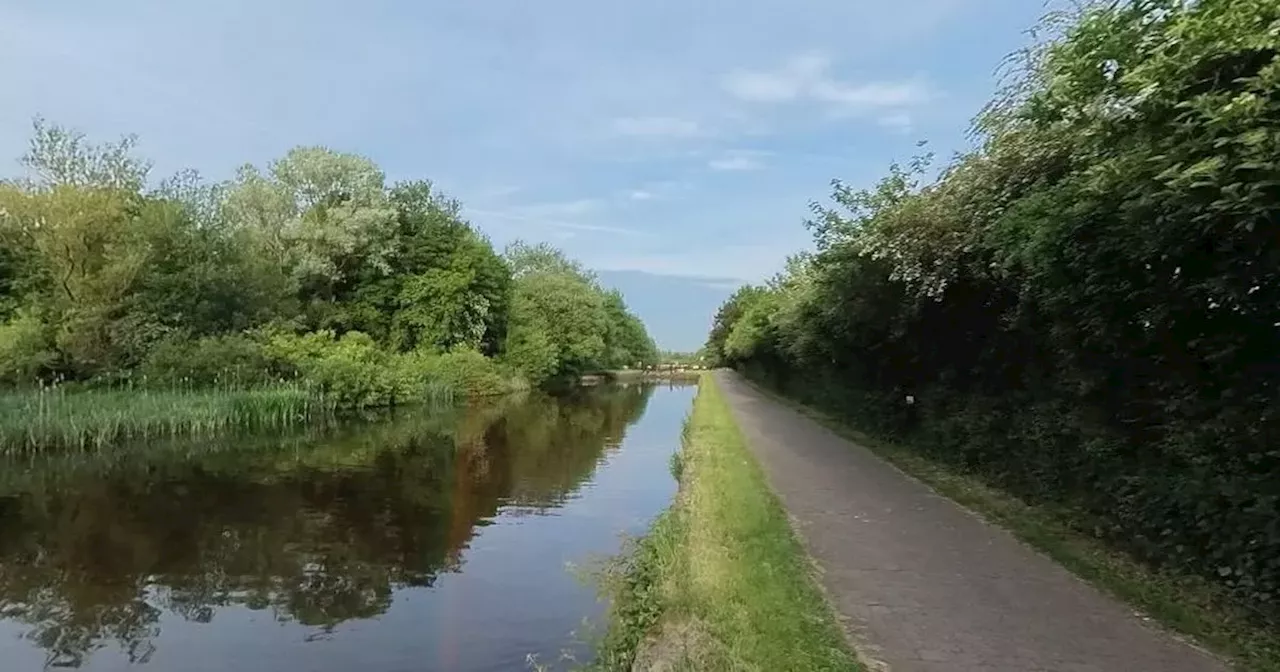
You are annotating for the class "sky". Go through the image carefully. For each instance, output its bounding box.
[0,0,1052,351]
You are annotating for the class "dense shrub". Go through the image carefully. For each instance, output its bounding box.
[421,348,522,398]
[265,331,393,408]
[710,0,1280,623]
[263,330,520,407]
[140,334,277,387]
[0,310,55,385]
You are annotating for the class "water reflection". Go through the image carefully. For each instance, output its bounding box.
[0,384,658,670]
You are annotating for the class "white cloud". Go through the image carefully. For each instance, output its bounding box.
[722,53,828,103]
[553,221,644,234]
[509,198,601,218]
[591,242,793,282]
[470,184,523,202]
[709,156,762,171]
[813,80,930,108]
[877,112,914,133]
[723,52,933,114]
[629,189,655,200]
[708,149,768,171]
[466,204,645,237]
[611,116,705,138]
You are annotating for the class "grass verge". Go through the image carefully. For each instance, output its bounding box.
[746,379,1280,672]
[591,375,860,671]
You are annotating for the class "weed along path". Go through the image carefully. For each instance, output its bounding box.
[714,371,1226,672]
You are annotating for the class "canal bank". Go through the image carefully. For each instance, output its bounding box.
[593,374,858,671]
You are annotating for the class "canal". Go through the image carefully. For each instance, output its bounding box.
[0,382,696,671]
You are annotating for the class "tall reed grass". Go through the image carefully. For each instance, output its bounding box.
[0,384,337,455]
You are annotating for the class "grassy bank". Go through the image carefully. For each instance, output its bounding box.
[745,379,1280,671]
[593,375,859,671]
[0,386,339,455]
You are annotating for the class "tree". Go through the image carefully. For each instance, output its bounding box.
[19,117,150,192]
[504,240,593,280]
[220,146,397,315]
[601,289,657,369]
[0,119,657,395]
[379,181,511,354]
[705,285,766,367]
[707,0,1280,624]
[505,270,607,381]
[0,185,151,374]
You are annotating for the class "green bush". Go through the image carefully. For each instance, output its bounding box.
[265,331,392,408]
[423,348,520,397]
[385,350,453,404]
[141,334,276,387]
[0,310,55,385]
[263,330,491,407]
[501,323,559,386]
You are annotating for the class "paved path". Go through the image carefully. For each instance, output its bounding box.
[715,371,1227,672]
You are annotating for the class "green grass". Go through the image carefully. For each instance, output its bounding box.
[749,380,1280,672]
[592,375,860,671]
[0,385,338,455]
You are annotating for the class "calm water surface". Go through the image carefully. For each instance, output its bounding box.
[0,382,696,671]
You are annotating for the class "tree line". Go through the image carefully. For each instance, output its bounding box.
[707,0,1279,623]
[0,121,657,403]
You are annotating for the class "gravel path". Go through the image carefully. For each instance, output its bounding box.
[715,371,1227,672]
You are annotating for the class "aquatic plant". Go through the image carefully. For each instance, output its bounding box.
[0,383,335,455]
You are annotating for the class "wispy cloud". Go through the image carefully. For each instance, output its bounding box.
[506,198,602,218]
[611,116,705,138]
[709,156,762,171]
[466,204,645,237]
[723,53,933,114]
[628,189,655,200]
[590,242,792,282]
[723,53,829,103]
[708,149,768,171]
[469,184,523,202]
[877,112,914,134]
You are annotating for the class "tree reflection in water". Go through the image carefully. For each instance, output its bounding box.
[0,384,655,669]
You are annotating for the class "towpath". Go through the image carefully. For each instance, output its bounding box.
[714,370,1226,672]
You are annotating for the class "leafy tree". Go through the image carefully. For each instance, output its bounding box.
[220,146,397,316]
[0,186,151,374]
[601,289,658,369]
[379,181,510,354]
[19,116,150,192]
[504,240,590,279]
[501,240,659,379]
[709,0,1280,622]
[705,285,766,367]
[505,269,607,381]
[0,120,655,399]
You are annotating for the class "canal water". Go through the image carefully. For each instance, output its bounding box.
[0,382,696,671]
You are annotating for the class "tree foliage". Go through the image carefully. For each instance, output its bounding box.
[709,0,1280,622]
[500,241,657,384]
[0,123,656,397]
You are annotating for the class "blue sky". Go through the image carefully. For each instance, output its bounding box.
[0,0,1050,351]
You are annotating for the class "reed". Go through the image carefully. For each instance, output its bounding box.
[0,384,336,455]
